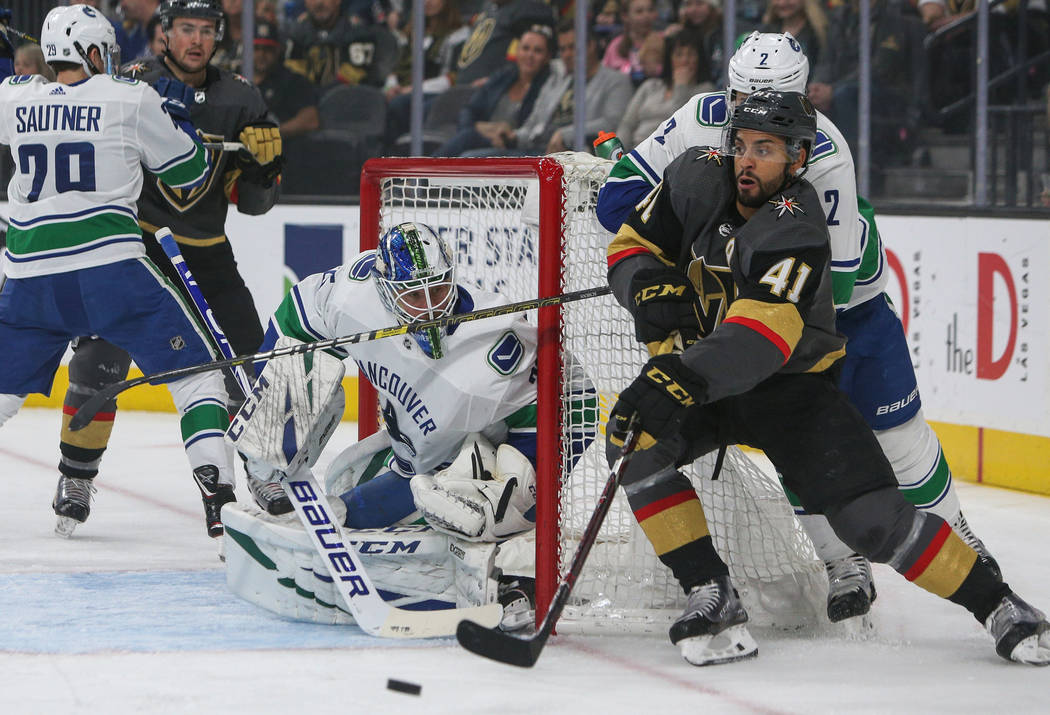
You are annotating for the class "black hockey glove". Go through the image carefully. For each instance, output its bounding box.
[607,353,708,452]
[629,268,702,356]
[237,122,284,187]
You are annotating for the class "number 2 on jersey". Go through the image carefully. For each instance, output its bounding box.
[17,142,97,202]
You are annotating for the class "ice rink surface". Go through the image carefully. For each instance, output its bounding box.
[1,407,1047,714]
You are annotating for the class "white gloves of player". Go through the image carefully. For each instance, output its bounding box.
[410,434,537,543]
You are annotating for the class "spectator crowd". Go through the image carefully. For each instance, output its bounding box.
[11,0,1050,195]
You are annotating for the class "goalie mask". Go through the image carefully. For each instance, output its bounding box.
[372,222,458,359]
[727,32,809,105]
[41,5,121,75]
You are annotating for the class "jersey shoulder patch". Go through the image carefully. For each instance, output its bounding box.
[808,129,838,165]
[7,74,35,86]
[487,330,525,376]
[694,92,730,128]
[110,74,140,86]
[347,251,376,281]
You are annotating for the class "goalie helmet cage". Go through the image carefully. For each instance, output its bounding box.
[358,155,824,634]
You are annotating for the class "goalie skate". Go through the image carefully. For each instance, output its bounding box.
[53,476,96,538]
[247,475,292,516]
[669,576,758,666]
[497,575,536,632]
[825,553,876,625]
[985,593,1050,666]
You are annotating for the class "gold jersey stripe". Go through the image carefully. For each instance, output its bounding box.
[726,298,803,354]
[607,225,674,266]
[139,220,227,247]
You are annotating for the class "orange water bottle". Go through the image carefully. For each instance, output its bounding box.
[593,131,625,161]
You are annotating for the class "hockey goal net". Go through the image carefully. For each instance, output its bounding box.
[358,155,823,633]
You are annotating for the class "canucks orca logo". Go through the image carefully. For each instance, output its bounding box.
[695,94,729,127]
[155,131,224,212]
[808,129,838,165]
[487,331,524,375]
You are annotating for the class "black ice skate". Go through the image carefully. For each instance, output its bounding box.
[985,593,1050,665]
[193,465,237,538]
[825,553,877,623]
[669,575,758,666]
[52,475,97,538]
[247,475,292,516]
[497,575,536,633]
[952,511,1002,580]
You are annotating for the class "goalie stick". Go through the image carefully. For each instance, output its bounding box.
[161,237,503,637]
[68,284,613,431]
[156,227,252,397]
[456,420,641,666]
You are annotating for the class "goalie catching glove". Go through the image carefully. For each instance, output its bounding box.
[237,122,284,186]
[629,268,703,356]
[410,434,537,542]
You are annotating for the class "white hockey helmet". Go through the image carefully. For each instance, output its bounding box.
[727,32,809,100]
[372,222,458,359]
[41,4,120,75]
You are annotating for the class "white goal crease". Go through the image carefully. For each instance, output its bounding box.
[359,153,824,634]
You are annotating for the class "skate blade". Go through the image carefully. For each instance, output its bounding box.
[1009,633,1050,666]
[679,624,758,666]
[831,612,876,640]
[55,516,80,538]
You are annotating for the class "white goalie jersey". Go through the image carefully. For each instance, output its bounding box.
[599,90,888,312]
[263,251,539,476]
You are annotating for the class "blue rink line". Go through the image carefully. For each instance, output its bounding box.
[0,570,447,654]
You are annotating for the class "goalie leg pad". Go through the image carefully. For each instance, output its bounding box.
[222,504,499,624]
[323,429,394,496]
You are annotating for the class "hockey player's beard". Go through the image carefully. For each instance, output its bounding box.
[735,166,792,208]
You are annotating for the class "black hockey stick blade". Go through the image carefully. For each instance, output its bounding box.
[68,285,612,432]
[456,423,640,667]
[456,615,552,668]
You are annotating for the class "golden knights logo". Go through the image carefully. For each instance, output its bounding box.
[769,194,805,218]
[697,148,724,165]
[155,131,225,212]
[686,254,736,336]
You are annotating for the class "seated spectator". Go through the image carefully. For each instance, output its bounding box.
[285,0,399,88]
[119,0,161,61]
[13,44,56,81]
[760,0,827,69]
[508,18,634,154]
[636,30,665,83]
[808,0,926,165]
[384,0,471,149]
[452,0,556,86]
[212,0,247,73]
[617,29,712,149]
[665,0,723,84]
[602,0,659,84]
[253,19,320,139]
[436,25,554,155]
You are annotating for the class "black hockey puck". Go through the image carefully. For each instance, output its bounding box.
[387,678,421,696]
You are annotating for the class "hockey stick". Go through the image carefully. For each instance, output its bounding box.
[68,284,612,431]
[0,23,39,44]
[161,237,503,637]
[156,227,252,398]
[456,419,641,666]
[202,141,247,152]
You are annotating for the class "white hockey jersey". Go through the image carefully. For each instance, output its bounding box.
[598,90,888,312]
[265,253,540,476]
[0,73,208,278]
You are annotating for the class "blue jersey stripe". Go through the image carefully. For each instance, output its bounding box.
[10,204,137,228]
[3,235,141,262]
[148,143,199,173]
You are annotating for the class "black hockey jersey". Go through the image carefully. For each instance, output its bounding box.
[284,14,394,88]
[607,146,846,403]
[123,57,279,245]
[453,0,555,85]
